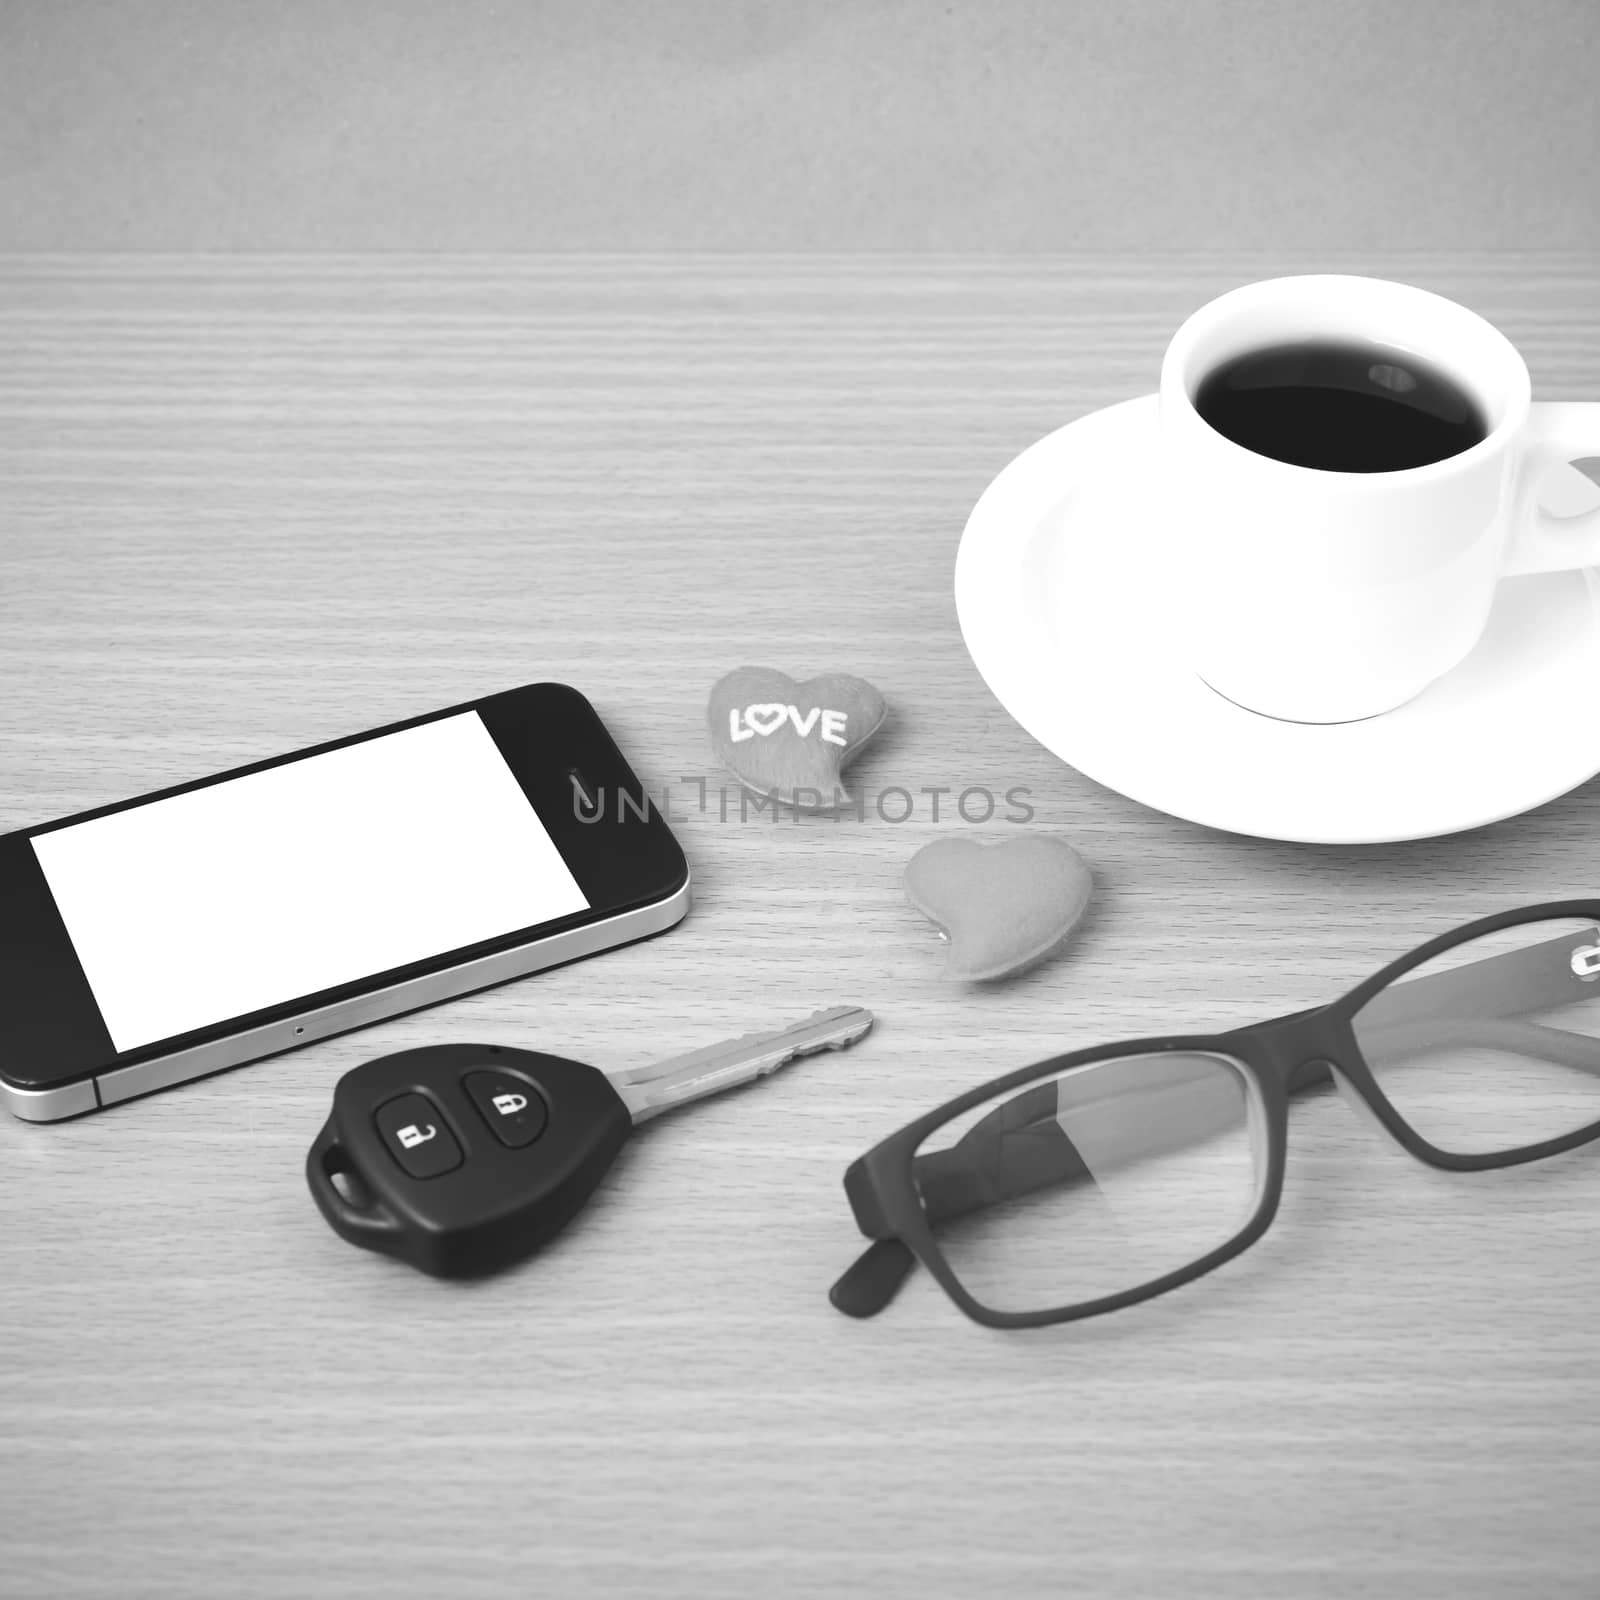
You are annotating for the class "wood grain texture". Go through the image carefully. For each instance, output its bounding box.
[3,255,1600,1600]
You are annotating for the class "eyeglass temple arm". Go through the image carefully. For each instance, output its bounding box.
[832,928,1600,1318]
[830,1087,1081,1318]
[1356,927,1600,1032]
[1358,1015,1600,1072]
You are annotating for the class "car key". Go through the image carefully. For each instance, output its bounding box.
[306,1006,874,1277]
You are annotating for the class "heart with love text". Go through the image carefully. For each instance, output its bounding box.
[707,667,888,811]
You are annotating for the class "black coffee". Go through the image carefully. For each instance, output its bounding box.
[1194,340,1488,472]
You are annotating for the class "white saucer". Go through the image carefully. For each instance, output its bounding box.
[954,395,1600,844]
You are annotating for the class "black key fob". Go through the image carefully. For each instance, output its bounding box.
[307,1043,633,1277]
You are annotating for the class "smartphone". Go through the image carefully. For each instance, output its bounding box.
[0,683,689,1121]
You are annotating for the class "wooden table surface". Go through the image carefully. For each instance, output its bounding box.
[3,255,1600,1600]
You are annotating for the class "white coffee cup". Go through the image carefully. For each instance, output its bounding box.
[1160,275,1600,723]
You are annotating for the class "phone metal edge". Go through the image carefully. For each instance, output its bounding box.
[0,1074,100,1121]
[1,875,691,1124]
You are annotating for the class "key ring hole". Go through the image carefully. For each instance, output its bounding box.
[322,1145,378,1212]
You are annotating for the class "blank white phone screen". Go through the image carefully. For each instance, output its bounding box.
[31,712,590,1055]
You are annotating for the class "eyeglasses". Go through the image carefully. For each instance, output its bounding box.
[831,904,1600,1329]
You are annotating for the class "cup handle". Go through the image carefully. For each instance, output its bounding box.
[1503,402,1600,576]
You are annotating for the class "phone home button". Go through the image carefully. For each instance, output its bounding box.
[375,1092,463,1179]
[463,1070,549,1149]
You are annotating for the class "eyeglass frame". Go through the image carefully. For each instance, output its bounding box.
[831,901,1600,1330]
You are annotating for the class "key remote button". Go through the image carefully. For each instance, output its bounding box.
[464,1070,549,1149]
[375,1093,463,1179]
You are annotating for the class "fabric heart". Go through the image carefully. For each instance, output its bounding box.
[904,835,1093,982]
[708,666,887,811]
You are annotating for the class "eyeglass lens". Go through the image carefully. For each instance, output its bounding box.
[1351,916,1600,1156]
[911,1051,1266,1316]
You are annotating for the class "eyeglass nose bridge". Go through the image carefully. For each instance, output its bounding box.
[1243,1008,1346,1097]
[1243,1009,1403,1147]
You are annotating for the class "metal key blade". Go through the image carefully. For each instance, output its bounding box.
[612,1005,874,1124]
